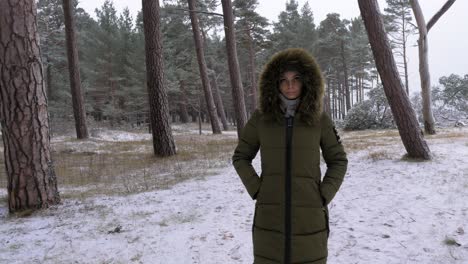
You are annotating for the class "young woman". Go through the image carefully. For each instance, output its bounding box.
[233,48,348,264]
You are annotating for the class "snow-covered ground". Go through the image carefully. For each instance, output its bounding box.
[0,127,467,264]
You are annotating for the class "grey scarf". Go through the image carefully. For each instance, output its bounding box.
[279,93,300,117]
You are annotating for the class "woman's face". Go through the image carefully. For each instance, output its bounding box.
[279,71,302,99]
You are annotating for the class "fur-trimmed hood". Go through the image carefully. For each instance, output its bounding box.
[259,48,324,125]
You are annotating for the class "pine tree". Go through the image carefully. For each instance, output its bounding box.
[0,0,61,212]
[63,0,89,139]
[233,0,269,112]
[358,0,431,160]
[384,0,416,94]
[142,0,177,156]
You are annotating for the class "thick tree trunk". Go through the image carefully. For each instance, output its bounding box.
[0,0,60,212]
[62,0,89,139]
[358,0,431,160]
[209,71,229,131]
[221,0,248,136]
[187,0,221,134]
[142,0,176,156]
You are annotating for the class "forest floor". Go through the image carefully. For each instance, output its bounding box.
[0,123,467,264]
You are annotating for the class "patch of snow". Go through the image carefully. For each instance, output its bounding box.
[0,128,467,263]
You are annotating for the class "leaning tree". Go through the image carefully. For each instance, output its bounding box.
[358,0,431,160]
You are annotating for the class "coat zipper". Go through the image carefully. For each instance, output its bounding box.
[284,116,293,264]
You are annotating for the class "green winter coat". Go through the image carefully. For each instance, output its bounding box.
[233,48,348,264]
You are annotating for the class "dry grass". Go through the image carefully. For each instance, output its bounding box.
[367,150,392,161]
[425,129,467,139]
[0,129,238,198]
[340,129,401,153]
[443,237,461,247]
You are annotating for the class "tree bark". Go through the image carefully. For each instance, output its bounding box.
[410,0,436,135]
[0,0,61,212]
[358,0,431,160]
[426,0,456,32]
[142,0,176,156]
[410,0,456,135]
[62,0,89,139]
[221,0,248,136]
[209,71,229,130]
[187,0,221,134]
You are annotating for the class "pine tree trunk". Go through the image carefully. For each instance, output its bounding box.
[46,63,53,100]
[187,0,221,134]
[410,0,443,135]
[247,28,258,111]
[326,78,332,114]
[358,0,431,160]
[178,81,190,123]
[402,11,410,95]
[331,78,336,119]
[0,0,60,212]
[209,72,229,130]
[221,0,248,136]
[340,40,351,112]
[403,43,409,94]
[142,0,176,156]
[62,0,89,139]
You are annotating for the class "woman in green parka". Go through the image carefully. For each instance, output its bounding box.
[233,48,348,264]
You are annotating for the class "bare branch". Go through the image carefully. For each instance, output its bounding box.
[163,7,224,17]
[427,0,456,32]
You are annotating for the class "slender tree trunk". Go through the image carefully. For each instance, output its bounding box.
[358,0,431,160]
[221,0,248,136]
[0,0,60,212]
[332,78,337,119]
[142,0,176,156]
[360,75,364,102]
[326,78,332,114]
[209,71,229,130]
[62,0,89,139]
[340,41,351,112]
[246,27,258,111]
[355,75,359,104]
[410,0,436,134]
[187,0,221,134]
[178,81,190,123]
[402,11,410,94]
[410,0,456,135]
[46,63,53,99]
[403,42,409,94]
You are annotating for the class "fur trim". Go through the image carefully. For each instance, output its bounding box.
[258,48,324,125]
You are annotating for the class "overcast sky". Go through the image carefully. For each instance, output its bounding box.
[77,0,468,95]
